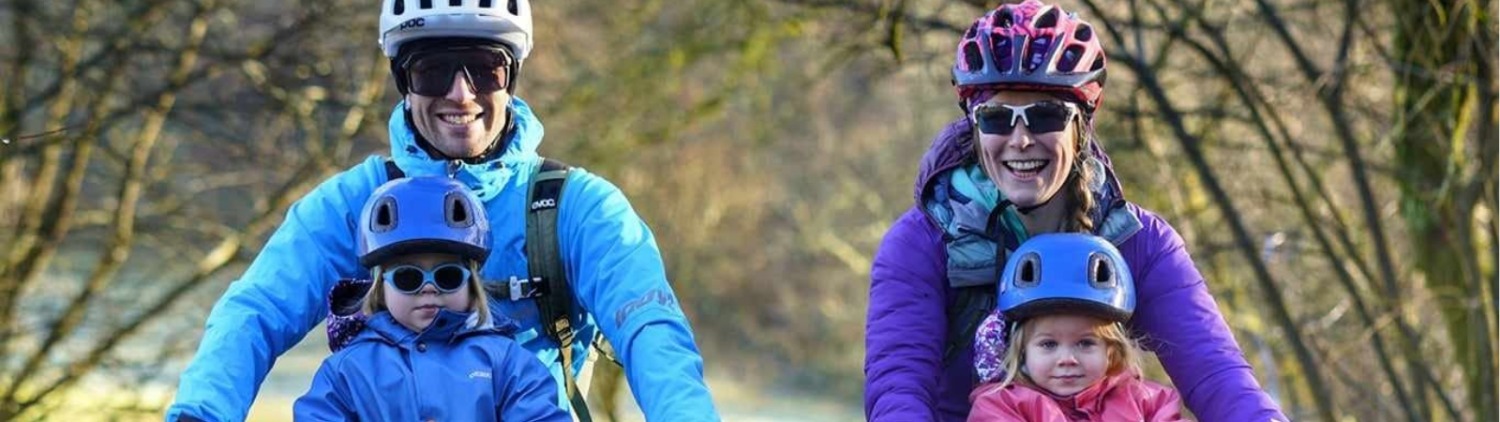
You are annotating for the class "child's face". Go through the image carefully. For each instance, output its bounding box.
[1022,314,1111,397]
[381,253,472,332]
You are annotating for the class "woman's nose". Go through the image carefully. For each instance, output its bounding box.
[1006,124,1035,149]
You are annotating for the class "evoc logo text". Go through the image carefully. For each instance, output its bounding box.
[530,198,556,211]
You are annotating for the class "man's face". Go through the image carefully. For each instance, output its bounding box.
[403,48,512,159]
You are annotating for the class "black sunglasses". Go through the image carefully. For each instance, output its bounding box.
[381,263,471,294]
[402,48,511,97]
[971,101,1080,136]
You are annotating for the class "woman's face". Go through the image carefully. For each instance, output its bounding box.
[381,253,472,332]
[972,91,1082,208]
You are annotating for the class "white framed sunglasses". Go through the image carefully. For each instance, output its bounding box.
[970,101,1080,136]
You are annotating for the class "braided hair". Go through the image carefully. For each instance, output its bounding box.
[1063,114,1098,234]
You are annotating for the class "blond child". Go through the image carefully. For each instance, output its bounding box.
[969,234,1184,421]
[294,176,567,421]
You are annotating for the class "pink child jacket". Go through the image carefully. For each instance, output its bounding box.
[968,372,1185,421]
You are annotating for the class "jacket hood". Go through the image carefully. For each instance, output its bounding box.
[387,96,545,201]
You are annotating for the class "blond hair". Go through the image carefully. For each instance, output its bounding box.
[996,315,1143,389]
[361,259,491,326]
[1064,113,1097,233]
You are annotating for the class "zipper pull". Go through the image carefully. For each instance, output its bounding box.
[447,159,462,178]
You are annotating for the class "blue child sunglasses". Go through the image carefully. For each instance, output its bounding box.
[381,263,471,294]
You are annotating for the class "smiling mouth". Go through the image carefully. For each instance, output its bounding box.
[437,111,483,125]
[1003,159,1049,176]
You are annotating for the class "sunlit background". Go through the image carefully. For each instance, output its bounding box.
[0,0,1494,421]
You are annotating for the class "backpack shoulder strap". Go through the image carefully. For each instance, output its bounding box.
[384,158,405,180]
[943,286,996,365]
[527,157,573,347]
[523,157,598,421]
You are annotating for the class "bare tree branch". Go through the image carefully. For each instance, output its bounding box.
[1142,2,1421,418]
[4,0,215,414]
[1079,0,1340,420]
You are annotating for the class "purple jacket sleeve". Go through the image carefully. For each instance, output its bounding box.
[865,208,949,421]
[1124,208,1287,422]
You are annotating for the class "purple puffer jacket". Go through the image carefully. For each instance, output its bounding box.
[863,118,1287,422]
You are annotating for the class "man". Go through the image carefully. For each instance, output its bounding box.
[166,1,719,420]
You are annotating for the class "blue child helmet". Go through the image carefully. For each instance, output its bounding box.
[996,233,1135,322]
[357,176,490,268]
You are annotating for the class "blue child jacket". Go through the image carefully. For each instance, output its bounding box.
[293,308,569,421]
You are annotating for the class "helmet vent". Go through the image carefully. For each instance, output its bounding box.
[1059,45,1085,72]
[1075,24,1093,42]
[445,192,474,228]
[450,0,461,7]
[1090,55,1105,71]
[1025,36,1050,73]
[1035,8,1060,28]
[392,0,405,16]
[1089,252,1116,288]
[992,36,1013,73]
[963,41,984,72]
[372,198,397,233]
[1015,252,1041,288]
[965,22,978,39]
[508,0,518,14]
[994,8,1013,28]
[479,0,492,7]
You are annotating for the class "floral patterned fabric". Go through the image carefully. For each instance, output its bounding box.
[974,310,1010,384]
[326,278,374,352]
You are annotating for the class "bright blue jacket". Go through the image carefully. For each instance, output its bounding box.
[168,99,719,421]
[294,309,568,421]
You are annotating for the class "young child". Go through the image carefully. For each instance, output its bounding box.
[294,176,568,422]
[969,234,1184,421]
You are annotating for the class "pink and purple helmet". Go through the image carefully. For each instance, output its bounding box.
[952,0,1108,112]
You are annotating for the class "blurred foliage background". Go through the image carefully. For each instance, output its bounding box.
[0,0,1493,420]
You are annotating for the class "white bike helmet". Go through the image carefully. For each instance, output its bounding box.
[378,0,533,61]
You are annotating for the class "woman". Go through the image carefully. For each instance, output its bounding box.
[863,1,1287,421]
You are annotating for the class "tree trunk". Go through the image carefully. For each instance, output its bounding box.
[1389,0,1498,420]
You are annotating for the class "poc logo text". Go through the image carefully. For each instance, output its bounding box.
[395,18,425,31]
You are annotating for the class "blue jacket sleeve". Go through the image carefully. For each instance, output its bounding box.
[166,161,379,422]
[865,208,948,421]
[292,357,359,421]
[495,339,572,421]
[556,170,720,421]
